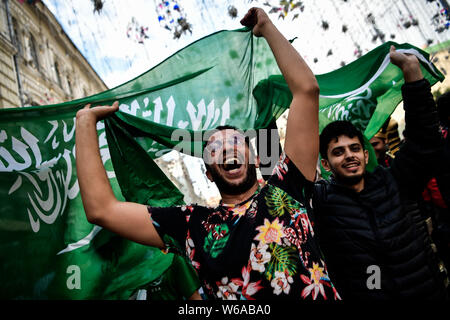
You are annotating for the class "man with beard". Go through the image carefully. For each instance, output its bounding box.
[75,8,341,300]
[313,46,448,300]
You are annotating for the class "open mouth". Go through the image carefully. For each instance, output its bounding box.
[220,156,245,174]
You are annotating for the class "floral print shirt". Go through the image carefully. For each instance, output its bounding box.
[148,152,341,300]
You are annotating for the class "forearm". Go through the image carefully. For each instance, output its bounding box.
[241,8,319,180]
[259,22,318,96]
[263,24,319,180]
[401,59,424,83]
[392,79,443,195]
[76,113,117,221]
[400,56,439,145]
[402,79,441,146]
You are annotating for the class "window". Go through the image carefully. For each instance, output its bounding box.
[11,17,21,54]
[67,77,73,96]
[54,61,62,87]
[29,33,39,70]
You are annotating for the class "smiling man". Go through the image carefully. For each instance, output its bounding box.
[313,46,448,300]
[75,8,340,300]
[202,126,259,201]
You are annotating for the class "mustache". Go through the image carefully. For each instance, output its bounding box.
[208,163,257,195]
[342,157,360,166]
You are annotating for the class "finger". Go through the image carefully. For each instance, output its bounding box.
[240,7,256,26]
[112,101,119,110]
[240,12,250,26]
[83,103,91,110]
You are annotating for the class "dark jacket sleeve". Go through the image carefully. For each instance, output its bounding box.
[435,131,450,209]
[390,79,444,199]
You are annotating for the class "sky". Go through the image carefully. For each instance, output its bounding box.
[42,0,450,89]
[39,0,373,88]
[42,0,271,88]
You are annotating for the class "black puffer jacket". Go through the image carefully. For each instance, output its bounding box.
[313,79,448,300]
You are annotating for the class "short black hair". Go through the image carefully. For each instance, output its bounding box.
[320,120,365,160]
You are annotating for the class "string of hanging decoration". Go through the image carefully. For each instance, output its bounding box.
[91,0,104,14]
[261,0,305,20]
[156,0,192,39]
[126,17,150,44]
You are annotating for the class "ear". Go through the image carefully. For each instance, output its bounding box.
[255,155,261,168]
[364,149,369,165]
[321,158,331,172]
[205,169,214,182]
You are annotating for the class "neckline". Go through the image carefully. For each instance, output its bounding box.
[219,187,261,208]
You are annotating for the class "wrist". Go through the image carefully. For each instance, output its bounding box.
[401,61,423,83]
[76,110,97,124]
[259,20,274,35]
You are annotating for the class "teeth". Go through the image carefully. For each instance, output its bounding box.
[225,157,239,165]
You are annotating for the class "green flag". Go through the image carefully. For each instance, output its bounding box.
[0,24,443,300]
[253,41,444,175]
[0,103,178,299]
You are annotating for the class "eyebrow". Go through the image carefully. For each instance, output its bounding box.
[331,146,344,153]
[331,143,362,152]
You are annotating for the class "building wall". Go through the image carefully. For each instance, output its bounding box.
[0,0,107,109]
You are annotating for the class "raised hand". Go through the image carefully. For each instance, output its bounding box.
[389,45,418,68]
[240,7,272,37]
[389,45,423,82]
[76,101,119,123]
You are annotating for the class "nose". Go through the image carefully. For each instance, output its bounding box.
[344,147,355,160]
[223,137,240,154]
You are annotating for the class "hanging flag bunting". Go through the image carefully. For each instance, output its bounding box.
[91,0,104,14]
[126,17,150,44]
[155,0,192,39]
[264,0,305,20]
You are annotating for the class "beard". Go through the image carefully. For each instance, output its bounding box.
[207,164,258,195]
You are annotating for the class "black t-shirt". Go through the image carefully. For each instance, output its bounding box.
[148,152,340,300]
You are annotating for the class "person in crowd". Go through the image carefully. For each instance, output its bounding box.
[75,7,341,300]
[369,129,391,167]
[313,46,448,300]
[369,117,400,167]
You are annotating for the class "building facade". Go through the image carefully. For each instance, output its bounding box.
[0,0,107,109]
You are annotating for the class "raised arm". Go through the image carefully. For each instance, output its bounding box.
[389,46,443,196]
[241,8,319,181]
[75,102,164,248]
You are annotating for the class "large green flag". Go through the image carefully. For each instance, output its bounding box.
[0,24,443,299]
[253,41,444,174]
